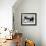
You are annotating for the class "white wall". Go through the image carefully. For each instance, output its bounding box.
[0,0,17,30]
[13,0,41,46]
[41,0,46,46]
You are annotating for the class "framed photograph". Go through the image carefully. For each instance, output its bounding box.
[21,13,37,26]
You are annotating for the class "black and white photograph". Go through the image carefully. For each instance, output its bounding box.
[21,13,37,25]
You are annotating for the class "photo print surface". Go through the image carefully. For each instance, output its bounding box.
[21,13,37,26]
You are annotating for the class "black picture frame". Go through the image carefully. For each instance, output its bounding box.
[21,13,37,26]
